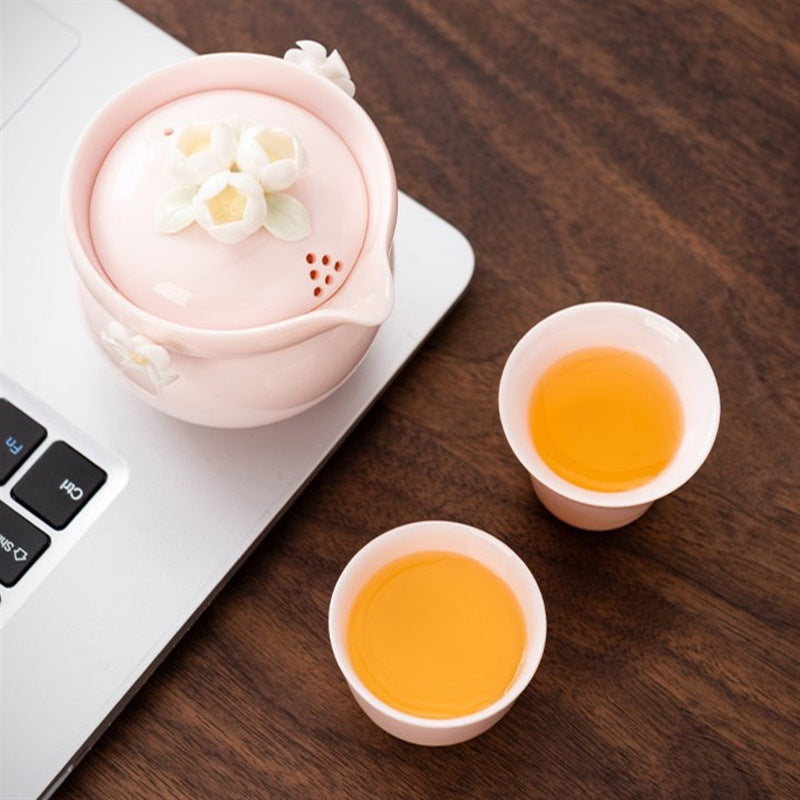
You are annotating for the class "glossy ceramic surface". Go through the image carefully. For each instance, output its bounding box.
[498,302,721,530]
[329,520,547,746]
[64,52,396,427]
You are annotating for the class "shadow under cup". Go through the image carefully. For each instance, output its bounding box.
[498,302,721,531]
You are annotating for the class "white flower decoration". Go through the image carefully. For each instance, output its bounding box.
[167,121,237,185]
[284,40,355,98]
[236,126,306,192]
[101,321,179,388]
[155,117,311,244]
[191,170,268,245]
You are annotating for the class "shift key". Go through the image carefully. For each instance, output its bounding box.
[12,442,106,530]
[0,501,50,587]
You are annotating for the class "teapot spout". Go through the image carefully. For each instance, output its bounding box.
[222,247,395,356]
[327,247,394,327]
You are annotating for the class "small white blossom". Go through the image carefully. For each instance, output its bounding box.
[192,170,267,244]
[283,40,355,97]
[101,321,179,388]
[167,121,237,185]
[236,126,306,192]
[156,117,310,245]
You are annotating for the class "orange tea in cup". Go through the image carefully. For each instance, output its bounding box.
[347,550,526,719]
[528,347,683,492]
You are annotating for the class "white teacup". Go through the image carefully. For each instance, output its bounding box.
[328,520,547,746]
[498,302,720,531]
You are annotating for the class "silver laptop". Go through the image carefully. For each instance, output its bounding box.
[0,2,474,797]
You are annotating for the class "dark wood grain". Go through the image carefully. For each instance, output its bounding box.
[59,1,798,798]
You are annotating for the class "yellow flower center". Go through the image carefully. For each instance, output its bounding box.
[128,350,149,366]
[257,132,293,163]
[206,184,247,224]
[178,133,211,156]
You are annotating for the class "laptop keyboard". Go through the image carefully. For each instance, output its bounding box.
[0,399,107,588]
[0,399,46,482]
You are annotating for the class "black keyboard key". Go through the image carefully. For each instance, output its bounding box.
[0,501,50,587]
[12,442,106,530]
[0,399,47,484]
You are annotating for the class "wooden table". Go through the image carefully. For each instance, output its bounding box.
[60,1,799,797]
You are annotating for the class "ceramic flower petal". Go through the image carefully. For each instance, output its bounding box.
[100,321,179,389]
[283,40,355,98]
[192,170,268,244]
[284,39,327,67]
[263,192,311,241]
[319,49,347,79]
[167,121,237,185]
[228,115,255,139]
[155,184,198,233]
[236,126,306,192]
[138,344,179,386]
[100,320,132,361]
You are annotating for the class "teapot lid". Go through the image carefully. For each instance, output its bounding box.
[89,51,368,330]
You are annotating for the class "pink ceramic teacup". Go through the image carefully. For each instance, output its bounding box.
[64,47,396,427]
[498,302,721,530]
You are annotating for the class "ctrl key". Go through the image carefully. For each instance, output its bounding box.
[12,441,106,530]
[0,501,50,587]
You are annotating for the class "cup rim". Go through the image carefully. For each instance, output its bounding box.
[498,301,721,509]
[63,51,397,355]
[328,519,547,731]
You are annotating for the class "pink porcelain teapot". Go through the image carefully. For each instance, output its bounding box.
[64,44,396,427]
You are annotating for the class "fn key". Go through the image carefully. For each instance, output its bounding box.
[12,442,106,530]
